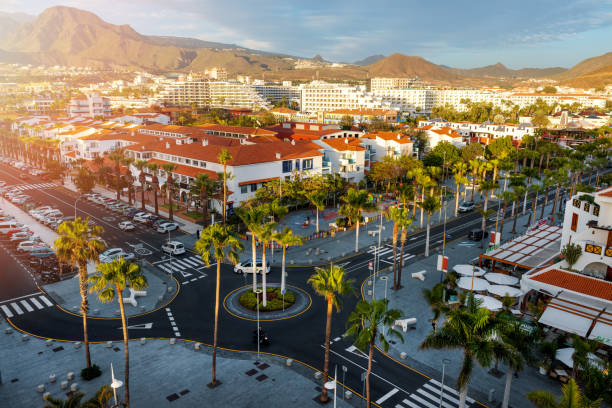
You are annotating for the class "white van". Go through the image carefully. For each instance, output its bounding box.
[0,221,23,234]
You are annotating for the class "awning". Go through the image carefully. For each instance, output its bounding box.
[588,321,612,346]
[539,304,593,337]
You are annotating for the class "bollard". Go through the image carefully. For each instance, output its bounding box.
[74,342,81,349]
[106,341,112,348]
[140,306,145,312]
[169,338,176,345]
[5,328,12,334]
[140,337,146,345]
[400,352,407,360]
[308,260,313,265]
[93,309,99,316]
[66,372,74,381]
[314,372,322,380]
[367,280,372,286]
[72,306,78,313]
[60,381,68,390]
[37,384,45,393]
[327,257,331,261]
[289,260,294,265]
[22,334,29,342]
[49,374,56,383]
[114,309,120,316]
[367,290,372,296]
[345,391,353,400]
[167,287,173,293]
[158,295,163,302]
[341,252,345,257]
[488,388,496,403]
[45,339,52,347]
[70,383,78,392]
[43,392,50,400]
[286,359,293,367]
[194,343,200,350]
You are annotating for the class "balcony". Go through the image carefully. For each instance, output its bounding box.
[339,158,349,166]
[322,159,331,168]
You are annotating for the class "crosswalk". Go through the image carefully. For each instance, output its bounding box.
[0,294,54,318]
[6,183,56,191]
[154,255,209,283]
[367,246,415,264]
[387,378,475,408]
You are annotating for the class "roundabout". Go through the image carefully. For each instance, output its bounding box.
[223,283,312,321]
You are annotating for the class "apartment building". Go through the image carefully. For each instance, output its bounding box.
[321,108,398,124]
[265,122,364,141]
[68,93,111,118]
[418,119,536,144]
[359,132,415,163]
[370,77,427,90]
[253,82,301,105]
[300,81,395,113]
[313,138,366,182]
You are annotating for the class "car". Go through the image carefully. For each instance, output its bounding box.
[467,229,488,241]
[146,215,160,227]
[133,213,153,223]
[19,173,29,180]
[124,208,139,217]
[151,219,165,230]
[157,222,179,233]
[99,248,135,263]
[17,240,47,252]
[458,201,475,213]
[10,232,36,243]
[118,221,135,231]
[234,259,270,275]
[161,241,185,255]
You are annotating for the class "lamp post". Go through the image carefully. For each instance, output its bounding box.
[110,363,123,408]
[255,288,263,361]
[369,245,377,299]
[439,358,451,408]
[440,185,448,284]
[324,365,338,408]
[380,276,388,300]
[74,194,85,219]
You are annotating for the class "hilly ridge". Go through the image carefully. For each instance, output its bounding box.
[452,62,566,78]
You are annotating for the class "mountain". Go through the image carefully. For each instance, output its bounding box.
[452,62,566,78]
[353,54,385,66]
[554,51,612,81]
[0,12,34,43]
[561,64,612,89]
[365,53,460,83]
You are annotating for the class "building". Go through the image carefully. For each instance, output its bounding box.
[26,98,54,115]
[359,132,415,163]
[416,123,467,149]
[313,138,366,182]
[68,94,111,118]
[321,108,398,125]
[418,119,536,145]
[265,122,364,141]
[369,77,428,91]
[252,82,301,106]
[300,81,395,113]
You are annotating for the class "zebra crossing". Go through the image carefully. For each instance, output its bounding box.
[0,293,54,318]
[367,246,415,264]
[154,255,209,283]
[6,182,56,191]
[387,378,474,408]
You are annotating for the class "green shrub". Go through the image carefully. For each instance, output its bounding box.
[81,364,102,381]
[239,287,296,312]
[336,217,348,228]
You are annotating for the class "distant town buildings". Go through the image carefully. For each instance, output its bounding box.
[68,93,111,118]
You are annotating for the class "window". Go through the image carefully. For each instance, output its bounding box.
[250,184,257,192]
[282,160,292,173]
[302,159,313,170]
[295,159,300,170]
[240,186,247,194]
[571,213,578,232]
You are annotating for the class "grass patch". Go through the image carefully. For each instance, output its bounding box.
[239,287,295,312]
[161,203,182,210]
[182,210,204,220]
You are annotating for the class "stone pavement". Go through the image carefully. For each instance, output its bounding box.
[366,205,563,407]
[0,325,354,408]
[42,262,178,318]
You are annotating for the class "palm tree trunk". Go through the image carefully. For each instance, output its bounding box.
[201,188,208,227]
[522,191,527,215]
[354,220,360,253]
[455,184,460,216]
[222,165,227,225]
[116,165,121,201]
[117,284,130,408]
[153,183,159,215]
[458,386,468,408]
[425,213,431,257]
[530,192,538,227]
[211,262,221,386]
[540,187,548,219]
[392,223,398,288]
[168,188,174,221]
[280,246,286,294]
[261,245,267,307]
[551,184,560,222]
[471,176,476,202]
[315,208,319,233]
[78,266,92,369]
[251,234,258,292]
[320,298,333,402]
[511,199,519,234]
[366,339,374,408]
[499,201,508,239]
[501,368,513,408]
[397,227,407,289]
[140,180,145,211]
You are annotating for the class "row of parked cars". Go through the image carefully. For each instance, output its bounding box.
[1,157,49,180]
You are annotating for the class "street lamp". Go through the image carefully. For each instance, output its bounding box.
[254,288,263,361]
[369,245,377,299]
[324,365,338,408]
[74,194,86,219]
[110,363,123,408]
[380,276,388,300]
[439,359,451,408]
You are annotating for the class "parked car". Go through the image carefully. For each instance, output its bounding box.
[458,201,475,213]
[118,221,135,231]
[467,229,488,241]
[151,219,165,230]
[234,259,270,275]
[17,240,47,252]
[124,208,139,217]
[161,240,185,255]
[99,248,135,263]
[133,213,153,223]
[145,215,160,227]
[157,222,179,233]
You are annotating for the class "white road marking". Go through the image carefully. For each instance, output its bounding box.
[10,302,23,315]
[39,296,53,307]
[0,292,42,305]
[20,299,33,312]
[376,388,399,404]
[1,305,13,318]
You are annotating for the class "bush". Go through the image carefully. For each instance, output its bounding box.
[239,287,295,312]
[81,364,102,381]
[335,217,349,228]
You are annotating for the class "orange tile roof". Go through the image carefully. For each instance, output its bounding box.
[320,138,365,151]
[363,131,413,144]
[79,131,158,145]
[147,159,218,179]
[531,269,612,301]
[238,177,279,186]
[329,108,397,116]
[198,124,277,137]
[597,187,612,198]
[140,124,203,135]
[270,107,298,114]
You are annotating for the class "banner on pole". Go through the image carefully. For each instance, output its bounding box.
[437,255,448,272]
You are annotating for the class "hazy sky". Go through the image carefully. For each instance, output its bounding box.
[3,0,612,68]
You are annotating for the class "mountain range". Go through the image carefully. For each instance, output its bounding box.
[0,6,610,88]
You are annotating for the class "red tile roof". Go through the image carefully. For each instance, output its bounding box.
[147,159,218,179]
[320,138,365,151]
[197,124,277,137]
[597,187,612,198]
[238,177,279,186]
[531,269,612,301]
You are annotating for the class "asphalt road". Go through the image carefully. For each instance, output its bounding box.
[0,161,577,408]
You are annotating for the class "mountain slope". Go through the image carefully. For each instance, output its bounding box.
[452,62,566,78]
[554,51,612,80]
[365,53,460,83]
[353,54,385,66]
[561,64,612,89]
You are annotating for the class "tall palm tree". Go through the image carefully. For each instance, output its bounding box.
[305,189,326,233]
[453,162,469,216]
[419,195,441,257]
[527,183,543,227]
[420,294,510,408]
[217,148,232,224]
[396,214,414,289]
[190,173,219,227]
[527,379,601,408]
[161,163,178,220]
[257,221,276,307]
[340,188,375,253]
[386,206,411,290]
[89,258,148,408]
[468,159,481,202]
[53,218,106,369]
[346,299,403,408]
[272,227,304,295]
[133,160,148,211]
[498,191,515,239]
[236,205,267,292]
[500,320,538,408]
[422,283,447,331]
[195,224,243,387]
[121,156,135,206]
[308,264,354,403]
[108,149,125,201]
[146,162,160,215]
[511,185,526,234]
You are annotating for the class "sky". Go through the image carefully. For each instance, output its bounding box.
[2,0,612,69]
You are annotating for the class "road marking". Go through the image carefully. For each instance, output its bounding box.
[345,345,373,361]
[10,302,23,315]
[428,378,474,403]
[422,383,460,405]
[0,292,42,305]
[20,299,34,312]
[39,296,53,307]
[376,388,399,404]
[1,305,13,318]
[190,278,197,282]
[123,323,153,330]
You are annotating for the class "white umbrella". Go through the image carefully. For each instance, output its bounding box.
[458,277,489,291]
[487,285,522,297]
[556,348,604,369]
[474,294,502,311]
[453,264,486,277]
[484,273,519,285]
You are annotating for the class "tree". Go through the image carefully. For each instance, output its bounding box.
[478,180,498,246]
[386,206,411,290]
[346,299,403,408]
[422,283,447,331]
[190,173,219,227]
[340,188,375,252]
[194,223,243,387]
[161,163,178,220]
[511,185,525,234]
[257,220,276,307]
[562,243,582,271]
[305,189,326,233]
[236,205,267,292]
[339,114,354,130]
[419,196,441,257]
[272,227,304,295]
[89,258,148,408]
[218,149,232,224]
[461,143,484,162]
[308,264,354,403]
[146,162,160,216]
[527,184,543,227]
[74,167,96,195]
[498,191,515,239]
[453,162,469,216]
[107,149,125,201]
[541,85,557,94]
[420,294,510,408]
[53,218,105,370]
[121,156,135,205]
[133,160,148,211]
[527,379,601,408]
[500,320,538,408]
[532,110,550,128]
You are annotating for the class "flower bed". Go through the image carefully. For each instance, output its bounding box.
[239,287,295,312]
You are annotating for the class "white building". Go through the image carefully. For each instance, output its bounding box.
[68,93,111,118]
[300,81,396,113]
[313,138,366,182]
[418,119,536,145]
[359,132,415,163]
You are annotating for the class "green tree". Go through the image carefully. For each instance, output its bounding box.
[74,167,96,195]
[53,218,106,370]
[89,258,148,408]
[257,220,276,307]
[146,162,160,216]
[107,149,125,201]
[346,299,404,408]
[218,149,232,224]
[133,160,148,211]
[532,110,550,128]
[478,180,499,246]
[236,205,267,292]
[190,173,219,227]
[195,224,243,387]
[541,85,557,94]
[305,189,326,233]
[527,379,601,408]
[340,188,375,252]
[386,206,412,289]
[272,227,304,295]
[161,163,178,220]
[419,195,441,257]
[500,320,538,408]
[422,283,447,331]
[339,114,354,130]
[562,243,582,271]
[308,264,354,403]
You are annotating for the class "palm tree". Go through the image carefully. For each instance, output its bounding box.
[236,205,267,292]
[479,179,498,233]
[527,379,601,408]
[217,148,232,224]
[396,214,413,289]
[527,183,543,227]
[191,173,219,227]
[419,195,441,257]
[108,149,125,201]
[511,185,525,234]
[272,227,304,295]
[257,221,276,307]
[340,188,375,253]
[89,258,148,408]
[422,283,447,331]
[386,206,411,290]
[121,156,135,206]
[53,218,106,369]
[500,320,538,408]
[43,392,85,407]
[346,299,404,408]
[133,160,148,210]
[562,243,582,271]
[420,294,510,408]
[453,162,468,216]
[194,223,243,387]
[498,191,515,239]
[146,162,160,215]
[161,163,178,220]
[308,264,354,403]
[468,159,481,202]
[305,189,326,233]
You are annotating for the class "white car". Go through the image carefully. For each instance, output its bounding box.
[133,213,152,223]
[99,248,135,263]
[157,222,179,233]
[118,221,135,231]
[161,241,185,255]
[234,259,270,274]
[17,240,47,252]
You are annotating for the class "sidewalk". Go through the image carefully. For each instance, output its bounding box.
[367,204,563,407]
[0,326,354,408]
